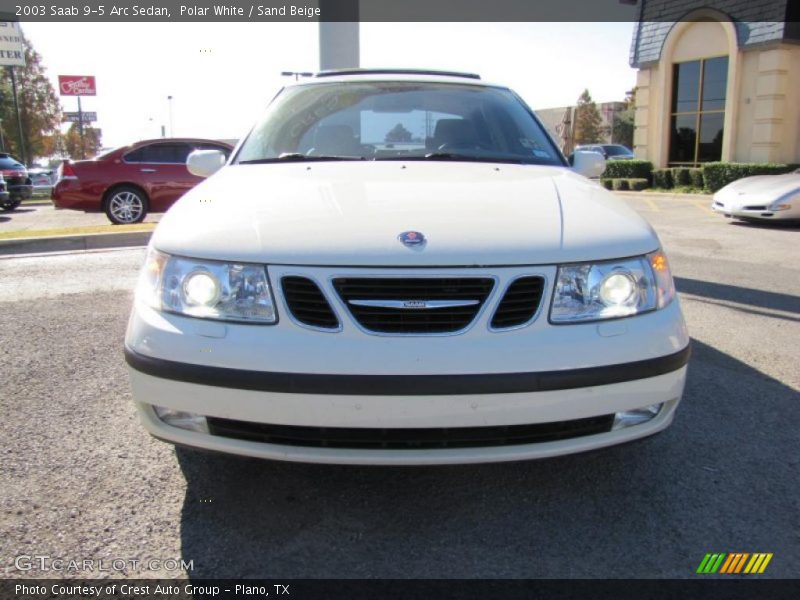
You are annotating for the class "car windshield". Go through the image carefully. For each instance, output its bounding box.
[235,81,564,166]
[602,145,631,156]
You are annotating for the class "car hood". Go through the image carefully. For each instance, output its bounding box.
[716,173,800,206]
[153,162,659,266]
[720,173,800,198]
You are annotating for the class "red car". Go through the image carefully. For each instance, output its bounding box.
[52,138,233,224]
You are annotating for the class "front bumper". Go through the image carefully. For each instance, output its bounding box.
[128,360,686,465]
[125,264,690,464]
[712,200,792,221]
[7,184,32,200]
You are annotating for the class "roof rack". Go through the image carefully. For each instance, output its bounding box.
[314,68,481,80]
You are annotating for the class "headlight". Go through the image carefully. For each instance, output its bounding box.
[136,249,277,323]
[769,191,798,211]
[550,250,674,323]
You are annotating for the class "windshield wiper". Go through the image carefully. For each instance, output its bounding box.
[238,153,365,164]
[391,152,530,164]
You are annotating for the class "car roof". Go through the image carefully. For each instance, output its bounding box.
[285,68,503,89]
[131,138,234,148]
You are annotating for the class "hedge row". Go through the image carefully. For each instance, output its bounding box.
[601,178,649,191]
[701,162,799,192]
[602,160,653,180]
[652,167,704,190]
[602,160,799,193]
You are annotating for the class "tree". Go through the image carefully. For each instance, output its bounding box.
[385,123,412,143]
[0,33,61,164]
[63,122,102,159]
[612,87,636,148]
[573,89,603,145]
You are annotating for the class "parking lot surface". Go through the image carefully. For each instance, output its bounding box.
[1,194,798,578]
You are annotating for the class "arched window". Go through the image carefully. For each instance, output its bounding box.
[669,56,728,165]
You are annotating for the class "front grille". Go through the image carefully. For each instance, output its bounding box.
[491,276,545,329]
[743,205,767,211]
[333,277,495,334]
[206,414,615,449]
[281,276,339,329]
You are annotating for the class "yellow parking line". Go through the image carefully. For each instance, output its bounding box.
[689,200,715,216]
[643,197,660,212]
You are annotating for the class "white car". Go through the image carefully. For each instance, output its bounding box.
[125,69,689,465]
[712,170,800,222]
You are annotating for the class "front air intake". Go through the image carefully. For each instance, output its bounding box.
[333,277,495,334]
[281,276,339,330]
[490,276,545,329]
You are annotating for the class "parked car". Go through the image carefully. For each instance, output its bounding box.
[0,153,33,210]
[125,69,689,465]
[51,138,233,224]
[712,170,800,223]
[576,144,635,160]
[28,167,56,194]
[0,174,11,211]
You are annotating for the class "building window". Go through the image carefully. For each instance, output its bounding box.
[669,56,728,165]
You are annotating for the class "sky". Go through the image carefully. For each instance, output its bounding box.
[21,22,638,150]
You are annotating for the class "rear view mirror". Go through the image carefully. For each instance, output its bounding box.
[187,149,226,178]
[571,150,606,179]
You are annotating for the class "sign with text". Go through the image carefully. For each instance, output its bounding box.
[58,75,97,96]
[0,22,25,66]
[64,111,97,123]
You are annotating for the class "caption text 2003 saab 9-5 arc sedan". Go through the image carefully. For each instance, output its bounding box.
[124,69,690,465]
[51,138,233,224]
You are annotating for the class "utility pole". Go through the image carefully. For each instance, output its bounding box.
[167,95,173,137]
[77,95,85,159]
[318,0,359,70]
[9,67,26,164]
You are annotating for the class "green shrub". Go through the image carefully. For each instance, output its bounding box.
[612,178,630,191]
[600,178,614,190]
[672,167,692,187]
[702,162,800,193]
[627,178,649,191]
[688,168,704,189]
[652,169,673,189]
[603,159,653,180]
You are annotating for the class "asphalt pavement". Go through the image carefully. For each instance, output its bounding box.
[0,196,798,579]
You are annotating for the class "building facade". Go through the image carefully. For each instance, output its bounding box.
[630,0,800,167]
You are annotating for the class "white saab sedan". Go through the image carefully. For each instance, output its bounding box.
[125,69,690,465]
[712,170,800,222]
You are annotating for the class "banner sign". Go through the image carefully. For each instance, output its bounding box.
[58,75,97,96]
[0,21,25,66]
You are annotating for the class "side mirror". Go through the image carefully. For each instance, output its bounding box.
[187,149,226,178]
[571,150,606,179]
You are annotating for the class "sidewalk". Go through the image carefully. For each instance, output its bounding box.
[0,205,160,255]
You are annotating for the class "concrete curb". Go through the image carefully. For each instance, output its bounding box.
[0,230,152,256]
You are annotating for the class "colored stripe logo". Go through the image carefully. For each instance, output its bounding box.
[697,553,773,574]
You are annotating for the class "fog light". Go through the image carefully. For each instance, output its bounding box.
[153,406,208,433]
[612,403,662,430]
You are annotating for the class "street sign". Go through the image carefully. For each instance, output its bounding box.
[58,75,97,96]
[64,112,97,123]
[0,22,25,66]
